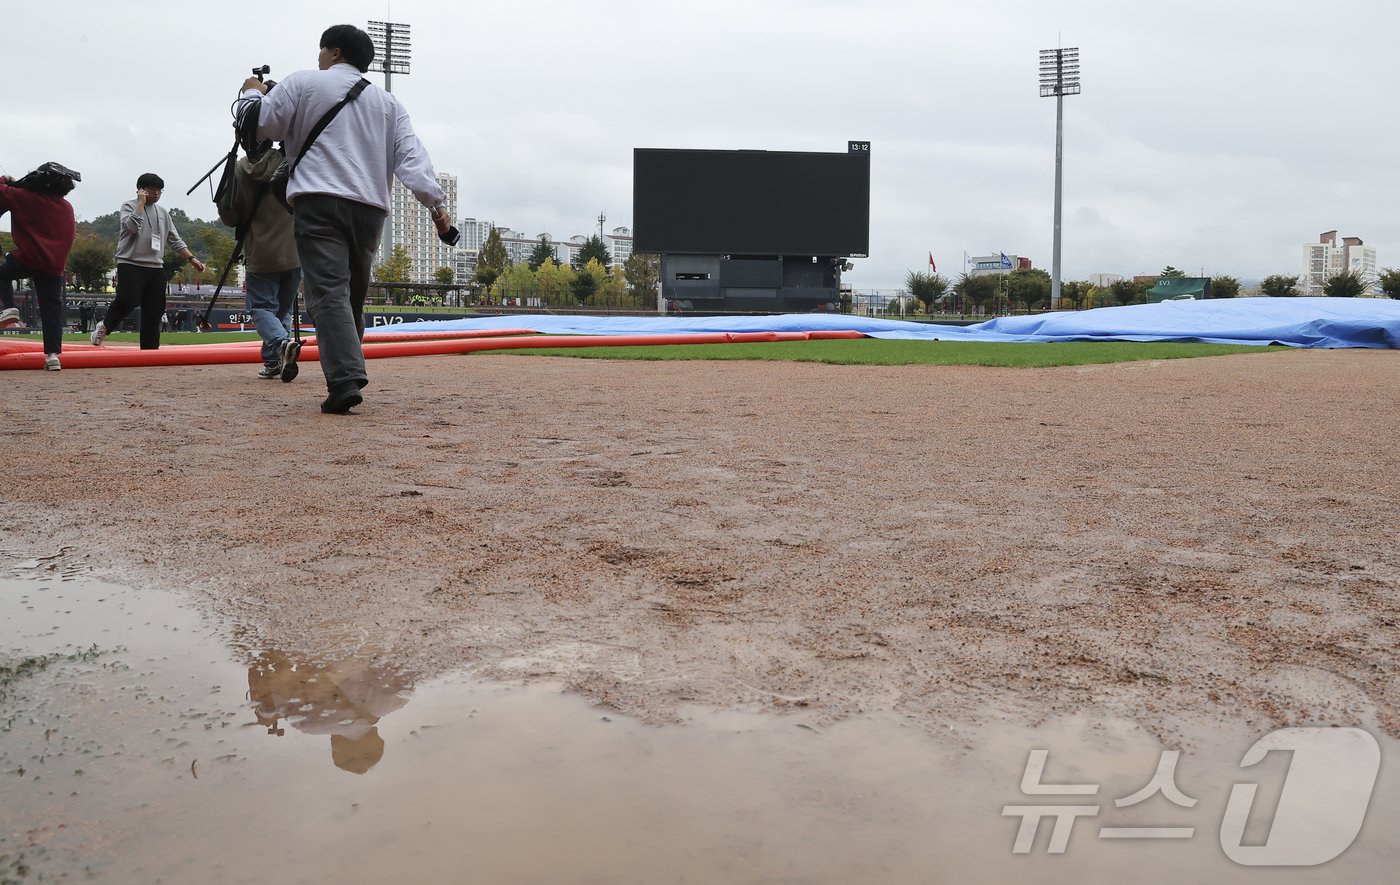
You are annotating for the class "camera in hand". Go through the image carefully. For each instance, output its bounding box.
[236,63,278,163]
[251,64,277,89]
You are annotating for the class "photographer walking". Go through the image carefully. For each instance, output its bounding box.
[216,145,303,380]
[0,162,79,371]
[90,173,206,350]
[238,24,454,414]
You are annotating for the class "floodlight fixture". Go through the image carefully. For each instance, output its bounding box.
[1040,47,1080,309]
[1039,47,1080,98]
[367,20,412,91]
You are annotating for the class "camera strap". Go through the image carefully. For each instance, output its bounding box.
[285,78,371,183]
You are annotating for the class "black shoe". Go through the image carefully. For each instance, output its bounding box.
[279,339,303,382]
[320,385,364,414]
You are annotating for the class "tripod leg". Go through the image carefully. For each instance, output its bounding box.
[197,240,245,330]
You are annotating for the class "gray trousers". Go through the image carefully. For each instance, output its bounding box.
[292,194,386,392]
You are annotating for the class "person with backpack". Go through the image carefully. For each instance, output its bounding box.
[216,144,304,380]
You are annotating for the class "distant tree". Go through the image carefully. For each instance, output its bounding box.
[1323,270,1367,298]
[195,227,237,286]
[954,272,998,315]
[77,210,121,243]
[904,270,949,313]
[884,293,915,316]
[66,233,115,291]
[0,232,14,254]
[375,245,412,283]
[526,236,556,272]
[198,227,236,267]
[571,266,599,303]
[169,260,205,290]
[74,208,229,254]
[535,257,575,304]
[498,261,537,303]
[475,227,508,288]
[1060,280,1091,309]
[1210,275,1241,299]
[572,257,608,304]
[1007,267,1052,312]
[433,266,456,286]
[1159,266,1186,278]
[1110,279,1140,306]
[623,251,661,302]
[572,234,611,270]
[1259,274,1300,297]
[167,209,231,258]
[601,265,628,305]
[1377,268,1400,299]
[162,250,185,282]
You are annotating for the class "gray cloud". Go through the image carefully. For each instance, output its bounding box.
[5,0,1396,289]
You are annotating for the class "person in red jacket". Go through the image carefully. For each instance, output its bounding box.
[0,162,79,370]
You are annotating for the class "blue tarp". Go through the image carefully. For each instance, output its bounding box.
[365,297,1400,349]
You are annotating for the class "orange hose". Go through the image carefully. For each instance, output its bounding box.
[0,328,870,369]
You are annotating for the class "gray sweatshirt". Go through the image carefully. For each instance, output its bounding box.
[116,200,189,268]
[215,149,300,274]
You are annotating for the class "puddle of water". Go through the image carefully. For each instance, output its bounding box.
[2,565,1397,884]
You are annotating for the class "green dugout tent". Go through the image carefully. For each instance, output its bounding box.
[1147,277,1212,302]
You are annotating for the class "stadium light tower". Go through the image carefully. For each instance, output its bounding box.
[1040,46,1080,310]
[367,20,412,93]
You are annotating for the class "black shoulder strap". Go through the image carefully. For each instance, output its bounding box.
[288,78,371,177]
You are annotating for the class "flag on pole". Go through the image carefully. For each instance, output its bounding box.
[999,252,1013,268]
[928,252,936,272]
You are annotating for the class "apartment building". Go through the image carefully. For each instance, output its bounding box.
[1301,230,1377,296]
[381,172,458,283]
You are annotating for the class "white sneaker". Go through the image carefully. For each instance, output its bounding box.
[90,321,108,346]
[45,354,61,371]
[0,307,19,327]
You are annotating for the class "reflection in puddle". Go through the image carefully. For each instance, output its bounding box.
[2,564,1398,884]
[248,651,413,774]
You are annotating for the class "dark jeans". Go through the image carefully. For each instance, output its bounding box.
[104,263,168,350]
[293,194,385,392]
[0,253,66,355]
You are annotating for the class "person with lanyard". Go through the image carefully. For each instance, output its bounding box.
[238,24,454,414]
[90,173,206,350]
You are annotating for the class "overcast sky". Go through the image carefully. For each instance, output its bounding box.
[3,0,1395,289]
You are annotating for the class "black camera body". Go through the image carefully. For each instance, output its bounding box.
[11,162,81,196]
[236,64,278,161]
[252,64,277,90]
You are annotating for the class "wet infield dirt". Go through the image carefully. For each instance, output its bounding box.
[2,347,1399,880]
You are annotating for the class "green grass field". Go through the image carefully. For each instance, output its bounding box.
[488,339,1281,367]
[50,331,1281,367]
